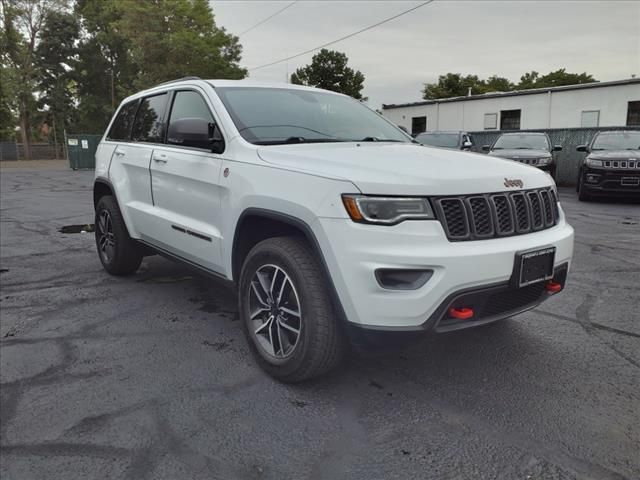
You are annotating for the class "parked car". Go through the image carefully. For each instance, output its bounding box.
[415,131,474,150]
[93,78,574,382]
[483,132,562,179]
[576,130,640,201]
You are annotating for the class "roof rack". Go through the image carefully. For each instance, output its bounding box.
[154,76,202,87]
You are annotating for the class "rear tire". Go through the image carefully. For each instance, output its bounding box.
[239,236,345,382]
[95,195,143,275]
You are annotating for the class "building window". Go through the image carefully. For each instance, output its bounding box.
[627,101,640,126]
[581,110,600,127]
[484,113,498,130]
[411,116,427,135]
[500,109,521,130]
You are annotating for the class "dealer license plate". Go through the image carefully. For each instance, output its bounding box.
[515,247,556,287]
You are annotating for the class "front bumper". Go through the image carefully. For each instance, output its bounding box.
[581,167,640,196]
[318,209,574,330]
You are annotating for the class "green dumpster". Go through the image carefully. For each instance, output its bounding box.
[66,134,101,169]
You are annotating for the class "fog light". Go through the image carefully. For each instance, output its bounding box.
[586,174,600,183]
[375,269,433,290]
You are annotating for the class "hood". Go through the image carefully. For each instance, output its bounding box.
[257,143,553,195]
[588,150,640,160]
[488,149,551,159]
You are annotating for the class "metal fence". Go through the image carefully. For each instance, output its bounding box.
[468,126,639,186]
[0,142,64,161]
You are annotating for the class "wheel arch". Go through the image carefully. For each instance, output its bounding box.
[93,177,116,208]
[232,208,348,324]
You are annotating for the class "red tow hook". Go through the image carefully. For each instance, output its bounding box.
[448,307,474,320]
[545,281,562,293]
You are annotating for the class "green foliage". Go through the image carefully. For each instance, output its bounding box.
[291,49,365,99]
[1,0,248,145]
[115,0,245,90]
[422,70,598,100]
[35,10,79,142]
[518,69,597,89]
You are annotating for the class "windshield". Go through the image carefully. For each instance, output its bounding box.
[493,134,549,150]
[415,133,459,148]
[592,131,640,151]
[215,87,409,145]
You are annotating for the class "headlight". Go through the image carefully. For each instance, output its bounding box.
[586,158,603,167]
[342,195,435,225]
[538,157,552,166]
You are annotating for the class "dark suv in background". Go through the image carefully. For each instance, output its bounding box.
[415,131,473,150]
[576,130,640,201]
[484,132,562,180]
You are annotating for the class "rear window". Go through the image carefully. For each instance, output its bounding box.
[132,93,169,143]
[107,100,139,141]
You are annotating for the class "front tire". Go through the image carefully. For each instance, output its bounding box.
[95,195,143,275]
[577,175,592,202]
[239,236,345,382]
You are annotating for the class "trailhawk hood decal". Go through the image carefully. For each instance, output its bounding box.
[257,143,553,195]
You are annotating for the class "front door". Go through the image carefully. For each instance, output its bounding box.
[148,89,224,273]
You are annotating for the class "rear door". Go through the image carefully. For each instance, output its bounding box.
[147,89,224,273]
[109,92,170,239]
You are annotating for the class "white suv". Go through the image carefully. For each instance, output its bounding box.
[94,77,574,381]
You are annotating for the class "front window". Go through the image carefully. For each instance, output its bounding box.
[592,131,640,151]
[415,133,459,148]
[493,134,549,150]
[215,87,409,145]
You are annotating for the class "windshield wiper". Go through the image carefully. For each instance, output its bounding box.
[358,136,404,142]
[254,137,348,146]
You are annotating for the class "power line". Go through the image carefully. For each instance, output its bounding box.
[248,0,435,72]
[239,1,299,37]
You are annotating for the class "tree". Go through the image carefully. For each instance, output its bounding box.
[517,69,596,89]
[35,10,79,151]
[73,0,246,134]
[74,0,139,133]
[0,74,16,140]
[422,70,597,100]
[1,0,69,158]
[485,75,514,93]
[115,0,246,89]
[291,49,365,99]
[422,73,487,99]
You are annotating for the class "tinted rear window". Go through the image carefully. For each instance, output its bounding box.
[107,100,139,141]
[132,93,169,143]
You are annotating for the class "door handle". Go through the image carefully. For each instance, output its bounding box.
[114,148,125,157]
[153,154,168,164]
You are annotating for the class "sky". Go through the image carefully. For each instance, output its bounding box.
[209,0,640,108]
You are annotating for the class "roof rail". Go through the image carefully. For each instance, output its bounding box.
[154,76,202,88]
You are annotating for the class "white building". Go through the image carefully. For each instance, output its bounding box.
[382,78,640,135]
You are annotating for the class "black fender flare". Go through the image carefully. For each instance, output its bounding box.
[232,208,349,324]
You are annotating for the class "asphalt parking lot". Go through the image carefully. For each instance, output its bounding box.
[1,164,639,480]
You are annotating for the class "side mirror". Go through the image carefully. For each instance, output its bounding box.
[167,117,225,153]
[482,145,491,151]
[462,141,473,149]
[576,145,588,153]
[209,122,225,154]
[553,145,562,152]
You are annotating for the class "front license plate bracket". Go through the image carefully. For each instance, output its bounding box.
[512,247,556,288]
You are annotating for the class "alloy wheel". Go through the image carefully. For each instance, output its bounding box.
[97,210,115,263]
[248,264,302,359]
